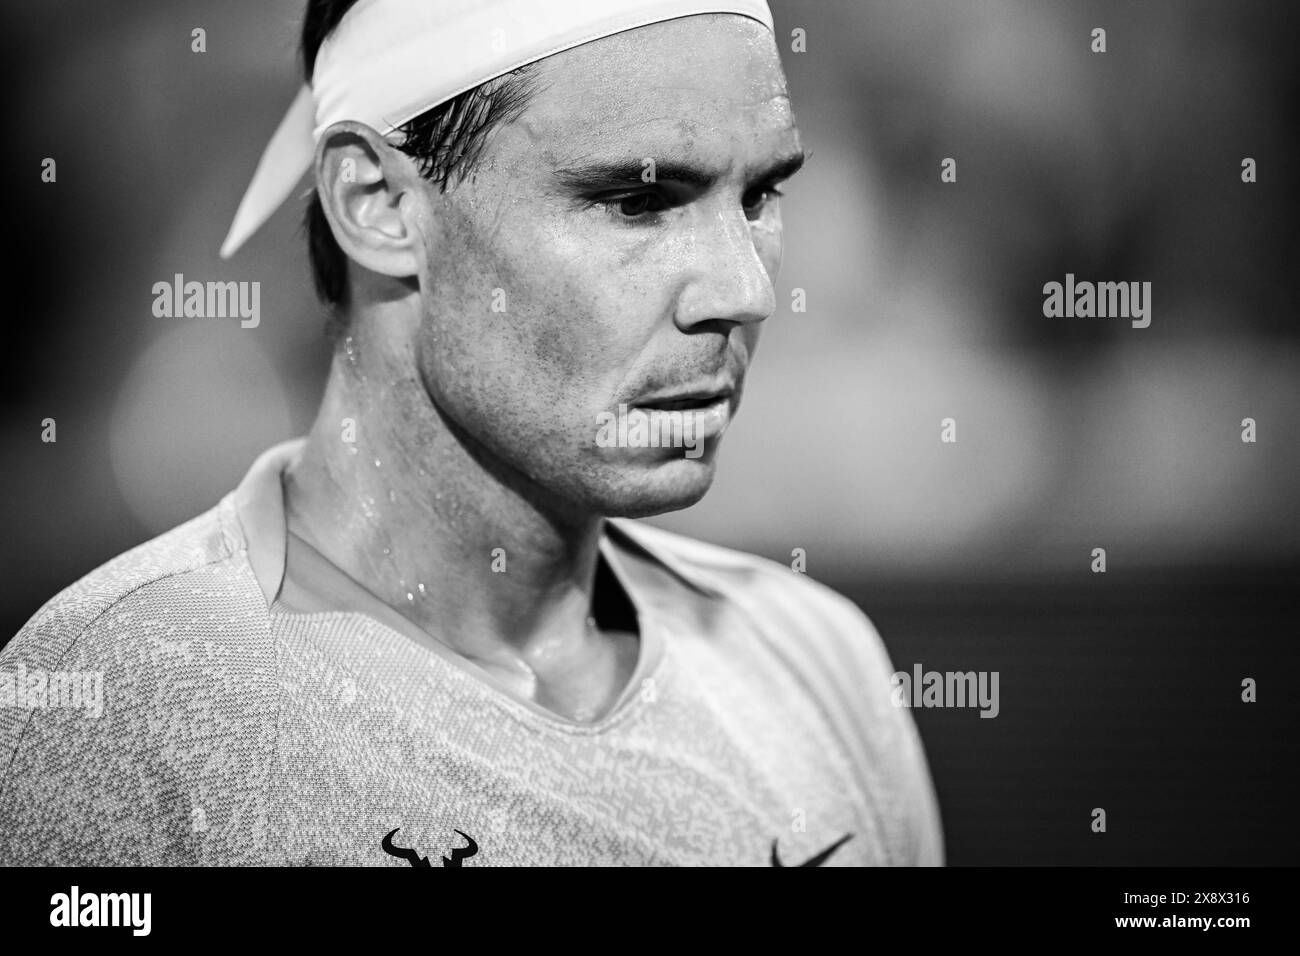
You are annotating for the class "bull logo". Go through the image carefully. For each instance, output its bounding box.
[382,827,478,867]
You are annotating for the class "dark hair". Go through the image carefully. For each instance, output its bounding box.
[301,0,539,321]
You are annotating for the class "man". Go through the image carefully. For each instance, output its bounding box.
[0,0,942,865]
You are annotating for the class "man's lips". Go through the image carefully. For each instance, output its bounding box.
[627,385,736,445]
[633,384,736,410]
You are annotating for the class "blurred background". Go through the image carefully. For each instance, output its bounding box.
[2,0,1297,863]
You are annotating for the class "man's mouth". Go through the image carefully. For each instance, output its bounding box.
[644,394,728,412]
[634,384,735,412]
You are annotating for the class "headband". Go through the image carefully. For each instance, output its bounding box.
[220,0,775,258]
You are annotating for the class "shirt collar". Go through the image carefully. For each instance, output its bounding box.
[230,437,723,611]
[231,437,305,607]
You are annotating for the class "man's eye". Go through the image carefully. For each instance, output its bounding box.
[605,191,668,218]
[742,185,784,218]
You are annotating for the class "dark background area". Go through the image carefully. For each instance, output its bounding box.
[855,568,1299,865]
[2,0,1297,864]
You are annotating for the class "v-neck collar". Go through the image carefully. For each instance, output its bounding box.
[229,437,711,730]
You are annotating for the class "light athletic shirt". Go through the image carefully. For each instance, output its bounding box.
[0,439,943,866]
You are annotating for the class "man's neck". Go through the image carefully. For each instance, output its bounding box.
[282,316,621,704]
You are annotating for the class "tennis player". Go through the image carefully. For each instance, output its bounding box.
[0,0,943,866]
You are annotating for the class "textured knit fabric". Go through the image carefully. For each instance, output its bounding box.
[0,440,943,866]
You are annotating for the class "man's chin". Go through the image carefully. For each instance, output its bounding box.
[593,453,720,518]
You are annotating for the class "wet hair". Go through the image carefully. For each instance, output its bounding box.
[300,0,539,326]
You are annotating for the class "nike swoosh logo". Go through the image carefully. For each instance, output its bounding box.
[770,833,854,867]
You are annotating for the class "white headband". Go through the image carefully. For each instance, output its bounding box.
[220,0,775,258]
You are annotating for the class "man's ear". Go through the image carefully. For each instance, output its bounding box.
[313,120,427,281]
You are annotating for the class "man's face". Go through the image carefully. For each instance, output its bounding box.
[410,14,802,519]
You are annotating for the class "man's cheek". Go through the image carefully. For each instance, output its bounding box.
[480,323,599,434]
[506,282,624,391]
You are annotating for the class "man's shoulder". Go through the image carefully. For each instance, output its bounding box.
[611,519,870,616]
[4,497,250,666]
[609,519,893,671]
[615,521,945,864]
[0,494,274,764]
[0,497,278,865]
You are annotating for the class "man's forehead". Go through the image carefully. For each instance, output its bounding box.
[516,14,794,161]
[527,95,798,171]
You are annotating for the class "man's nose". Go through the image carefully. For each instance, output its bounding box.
[673,208,775,330]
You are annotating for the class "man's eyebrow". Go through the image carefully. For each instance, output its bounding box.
[554,149,806,192]
[759,149,806,185]
[554,159,715,191]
